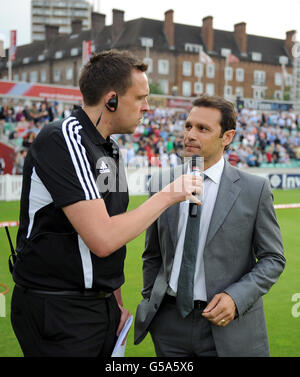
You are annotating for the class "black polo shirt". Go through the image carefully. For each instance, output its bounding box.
[13,107,129,292]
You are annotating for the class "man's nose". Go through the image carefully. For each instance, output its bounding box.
[142,98,150,112]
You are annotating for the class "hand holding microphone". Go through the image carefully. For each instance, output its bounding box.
[189,155,204,217]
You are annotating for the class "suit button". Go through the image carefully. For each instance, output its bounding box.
[154,304,158,310]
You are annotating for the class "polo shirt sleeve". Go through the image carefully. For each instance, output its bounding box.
[32,121,101,208]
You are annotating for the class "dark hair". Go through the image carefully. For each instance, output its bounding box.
[79,49,148,106]
[192,95,236,151]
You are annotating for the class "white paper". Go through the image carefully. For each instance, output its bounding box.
[111,315,133,357]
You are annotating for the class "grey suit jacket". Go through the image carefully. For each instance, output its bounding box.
[134,160,285,357]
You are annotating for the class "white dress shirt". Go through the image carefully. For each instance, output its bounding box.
[168,156,225,301]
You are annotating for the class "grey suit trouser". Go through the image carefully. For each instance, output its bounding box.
[149,296,217,357]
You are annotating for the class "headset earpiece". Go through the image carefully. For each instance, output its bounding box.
[105,95,118,112]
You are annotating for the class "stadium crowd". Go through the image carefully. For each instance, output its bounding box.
[1,99,300,175]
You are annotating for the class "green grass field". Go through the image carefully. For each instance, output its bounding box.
[0,190,300,357]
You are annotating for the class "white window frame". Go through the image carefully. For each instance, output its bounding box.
[140,37,153,48]
[182,81,192,97]
[254,70,266,85]
[236,68,244,82]
[66,66,73,80]
[194,82,203,95]
[55,50,63,59]
[53,68,61,82]
[206,83,214,96]
[21,72,27,81]
[225,66,233,81]
[206,63,215,78]
[158,79,169,94]
[252,52,262,62]
[158,59,169,75]
[194,63,203,78]
[253,87,265,100]
[30,71,38,83]
[182,61,192,76]
[275,72,282,86]
[235,87,244,98]
[224,85,232,96]
[41,69,47,83]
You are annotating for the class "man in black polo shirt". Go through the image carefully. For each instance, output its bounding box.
[11,50,202,357]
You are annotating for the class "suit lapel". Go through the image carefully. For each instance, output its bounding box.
[205,161,241,246]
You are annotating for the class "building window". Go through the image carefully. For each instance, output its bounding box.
[236,68,244,82]
[23,57,30,64]
[221,48,231,57]
[225,66,233,81]
[235,87,244,98]
[158,60,169,75]
[252,52,262,62]
[21,72,27,81]
[285,74,292,87]
[224,85,232,96]
[144,58,153,73]
[41,69,47,82]
[206,63,215,78]
[55,51,63,59]
[30,71,38,83]
[182,61,192,76]
[253,70,266,85]
[185,43,202,53]
[66,66,73,80]
[182,81,192,96]
[71,48,79,56]
[206,83,214,96]
[38,54,45,61]
[54,68,61,82]
[274,90,283,100]
[158,79,169,94]
[253,87,265,99]
[275,72,282,86]
[194,63,203,78]
[194,82,203,95]
[279,56,288,65]
[140,38,153,48]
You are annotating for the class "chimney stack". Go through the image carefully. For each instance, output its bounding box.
[202,16,214,52]
[164,9,175,48]
[71,19,82,35]
[285,30,296,58]
[234,22,247,55]
[45,24,59,47]
[112,9,124,42]
[91,12,106,40]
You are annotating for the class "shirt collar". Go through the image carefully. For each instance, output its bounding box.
[204,156,224,184]
[71,106,111,146]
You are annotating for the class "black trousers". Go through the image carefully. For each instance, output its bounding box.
[11,285,121,357]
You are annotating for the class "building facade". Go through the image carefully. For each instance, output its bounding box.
[0,8,297,102]
[31,0,91,41]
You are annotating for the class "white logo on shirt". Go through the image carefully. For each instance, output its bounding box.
[99,161,110,174]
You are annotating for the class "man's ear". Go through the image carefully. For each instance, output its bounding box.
[222,130,236,149]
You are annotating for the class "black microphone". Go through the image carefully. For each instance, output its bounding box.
[189,155,201,217]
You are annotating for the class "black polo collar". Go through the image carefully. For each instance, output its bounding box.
[71,106,110,146]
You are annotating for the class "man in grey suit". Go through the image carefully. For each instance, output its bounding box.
[134,95,285,357]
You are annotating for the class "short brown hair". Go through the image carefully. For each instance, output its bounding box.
[79,49,148,106]
[192,95,236,151]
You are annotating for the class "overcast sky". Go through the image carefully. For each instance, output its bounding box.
[1,0,300,48]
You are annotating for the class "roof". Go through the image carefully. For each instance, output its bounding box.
[0,16,292,70]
